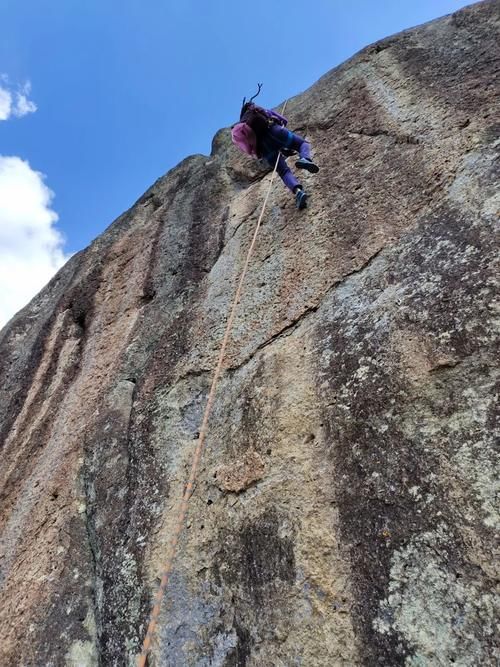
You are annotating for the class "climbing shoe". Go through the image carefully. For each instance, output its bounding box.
[295,189,308,210]
[295,157,319,173]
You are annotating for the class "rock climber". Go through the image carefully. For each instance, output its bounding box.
[231,84,319,210]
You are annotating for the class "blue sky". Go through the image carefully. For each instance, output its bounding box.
[0,0,470,325]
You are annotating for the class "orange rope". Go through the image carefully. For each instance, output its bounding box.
[138,102,288,666]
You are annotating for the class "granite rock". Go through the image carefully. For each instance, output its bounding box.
[1,2,499,665]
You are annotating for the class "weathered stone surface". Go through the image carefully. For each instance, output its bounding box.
[1,2,499,665]
[215,450,265,493]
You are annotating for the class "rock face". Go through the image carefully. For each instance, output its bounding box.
[1,2,499,665]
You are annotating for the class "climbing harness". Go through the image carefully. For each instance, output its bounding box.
[137,102,288,667]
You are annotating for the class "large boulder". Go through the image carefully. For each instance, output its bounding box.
[1,2,498,664]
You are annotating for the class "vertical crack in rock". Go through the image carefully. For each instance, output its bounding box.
[81,379,141,665]
[83,468,102,666]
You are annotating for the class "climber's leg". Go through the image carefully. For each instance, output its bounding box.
[276,153,300,192]
[295,136,319,173]
[268,125,319,173]
[264,151,307,208]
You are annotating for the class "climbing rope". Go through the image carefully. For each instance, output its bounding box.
[138,102,288,666]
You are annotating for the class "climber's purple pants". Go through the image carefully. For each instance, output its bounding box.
[262,125,312,192]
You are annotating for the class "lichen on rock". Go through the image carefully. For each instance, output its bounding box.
[374,525,499,666]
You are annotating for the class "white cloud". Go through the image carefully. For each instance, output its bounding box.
[0,156,71,329]
[0,76,37,121]
[0,87,12,120]
[15,81,37,117]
